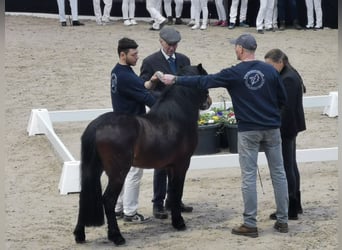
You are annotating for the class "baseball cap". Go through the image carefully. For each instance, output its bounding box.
[230,33,257,51]
[159,27,181,45]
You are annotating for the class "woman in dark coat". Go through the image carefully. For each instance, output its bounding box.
[264,49,306,220]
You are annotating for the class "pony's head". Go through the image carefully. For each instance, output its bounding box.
[178,64,211,111]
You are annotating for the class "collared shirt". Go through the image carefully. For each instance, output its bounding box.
[160,48,175,61]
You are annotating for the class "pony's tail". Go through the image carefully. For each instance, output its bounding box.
[77,123,104,227]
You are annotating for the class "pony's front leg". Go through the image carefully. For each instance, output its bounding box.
[167,167,187,231]
[103,183,126,245]
[73,223,85,243]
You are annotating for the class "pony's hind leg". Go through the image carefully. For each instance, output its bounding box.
[103,178,126,245]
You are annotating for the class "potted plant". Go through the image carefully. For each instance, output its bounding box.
[194,111,222,155]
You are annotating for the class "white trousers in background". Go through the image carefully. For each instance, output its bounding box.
[214,0,227,21]
[163,0,184,18]
[122,0,136,20]
[229,0,248,23]
[57,0,79,22]
[192,0,208,25]
[305,0,322,28]
[115,167,144,216]
[146,0,165,23]
[93,0,112,22]
[256,0,276,30]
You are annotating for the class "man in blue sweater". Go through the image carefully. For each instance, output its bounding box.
[161,34,289,237]
[111,37,158,223]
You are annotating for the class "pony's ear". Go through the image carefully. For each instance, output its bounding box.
[197,63,208,75]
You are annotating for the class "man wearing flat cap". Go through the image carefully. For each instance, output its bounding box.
[140,26,193,220]
[161,33,289,237]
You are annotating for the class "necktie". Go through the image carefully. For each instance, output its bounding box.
[168,57,177,74]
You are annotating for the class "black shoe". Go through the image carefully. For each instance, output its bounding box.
[269,212,298,220]
[115,210,124,219]
[239,21,249,27]
[279,21,285,31]
[166,16,173,25]
[61,21,67,27]
[293,20,302,30]
[274,221,288,233]
[72,20,84,26]
[257,29,264,34]
[153,206,168,219]
[165,201,193,213]
[175,18,184,25]
[228,22,235,29]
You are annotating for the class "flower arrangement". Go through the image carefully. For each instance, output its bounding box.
[198,107,236,126]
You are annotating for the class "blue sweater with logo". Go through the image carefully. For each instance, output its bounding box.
[111,63,156,115]
[176,60,287,131]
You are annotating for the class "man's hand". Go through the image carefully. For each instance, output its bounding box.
[161,74,176,85]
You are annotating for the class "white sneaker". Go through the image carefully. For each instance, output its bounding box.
[188,19,195,26]
[130,19,137,25]
[124,19,132,26]
[200,24,207,30]
[191,24,200,30]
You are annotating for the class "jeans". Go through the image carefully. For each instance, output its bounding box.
[238,129,288,227]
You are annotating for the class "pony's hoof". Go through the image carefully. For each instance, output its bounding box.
[74,233,86,243]
[109,234,126,245]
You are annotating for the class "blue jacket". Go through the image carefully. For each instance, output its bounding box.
[176,60,287,131]
[111,63,156,115]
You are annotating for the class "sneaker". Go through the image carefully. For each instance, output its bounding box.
[166,16,173,25]
[228,22,235,29]
[220,21,228,27]
[239,21,249,27]
[274,221,288,233]
[130,19,137,25]
[175,18,184,25]
[188,19,196,26]
[153,206,168,219]
[115,210,124,219]
[257,29,264,34]
[191,24,200,30]
[124,19,132,26]
[123,212,151,224]
[72,20,84,26]
[200,24,207,30]
[231,224,258,238]
[61,21,67,27]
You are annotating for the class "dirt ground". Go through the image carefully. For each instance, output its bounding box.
[4,14,338,249]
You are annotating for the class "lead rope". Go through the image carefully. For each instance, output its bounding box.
[258,167,265,195]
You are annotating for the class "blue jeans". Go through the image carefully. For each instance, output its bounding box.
[238,129,288,227]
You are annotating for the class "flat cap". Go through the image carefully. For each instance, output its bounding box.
[230,33,257,51]
[159,27,181,44]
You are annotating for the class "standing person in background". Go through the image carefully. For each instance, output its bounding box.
[122,0,137,26]
[146,0,167,30]
[305,0,322,29]
[256,0,277,33]
[264,48,306,221]
[161,34,289,237]
[93,0,113,25]
[277,0,302,30]
[163,0,185,25]
[187,0,196,26]
[190,0,209,30]
[213,0,228,27]
[56,0,84,26]
[140,27,193,219]
[111,37,159,223]
[228,0,249,29]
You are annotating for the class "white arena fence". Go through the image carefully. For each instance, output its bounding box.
[27,92,338,195]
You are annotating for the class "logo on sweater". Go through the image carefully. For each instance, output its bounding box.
[111,73,118,93]
[244,70,265,90]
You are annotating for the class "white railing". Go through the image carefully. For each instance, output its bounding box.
[27,92,338,194]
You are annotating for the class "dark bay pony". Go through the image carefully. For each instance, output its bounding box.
[73,64,210,245]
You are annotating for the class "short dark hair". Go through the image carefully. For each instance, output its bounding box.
[117,37,138,56]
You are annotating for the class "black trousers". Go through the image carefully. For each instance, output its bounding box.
[282,136,301,216]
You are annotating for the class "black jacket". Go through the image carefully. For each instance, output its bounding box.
[280,65,306,138]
